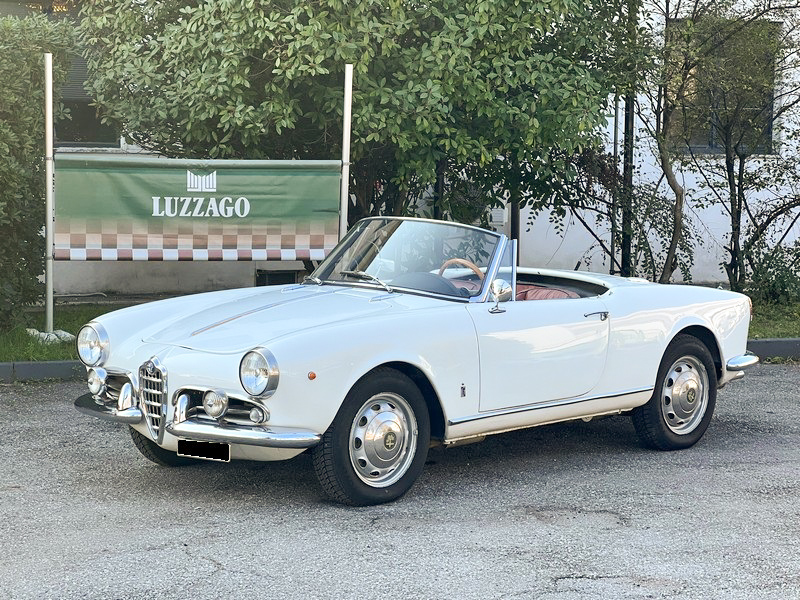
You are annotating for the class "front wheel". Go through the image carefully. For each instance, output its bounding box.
[312,368,431,506]
[632,335,718,450]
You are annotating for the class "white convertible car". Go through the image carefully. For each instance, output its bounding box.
[75,217,758,505]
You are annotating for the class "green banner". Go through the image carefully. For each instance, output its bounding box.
[54,154,341,261]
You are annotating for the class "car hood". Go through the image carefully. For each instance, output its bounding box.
[140,285,400,354]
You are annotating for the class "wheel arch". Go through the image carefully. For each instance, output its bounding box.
[672,325,723,380]
[355,361,446,443]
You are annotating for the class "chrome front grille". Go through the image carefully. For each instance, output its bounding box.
[138,358,167,441]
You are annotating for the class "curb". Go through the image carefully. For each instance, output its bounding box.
[0,360,83,383]
[746,338,800,361]
[1,338,799,384]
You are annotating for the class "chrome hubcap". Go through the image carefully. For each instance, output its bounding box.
[661,355,709,434]
[349,392,418,488]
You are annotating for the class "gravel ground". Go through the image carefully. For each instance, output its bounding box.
[0,364,798,599]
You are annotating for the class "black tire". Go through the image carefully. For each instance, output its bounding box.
[129,427,195,467]
[633,334,718,450]
[312,367,431,506]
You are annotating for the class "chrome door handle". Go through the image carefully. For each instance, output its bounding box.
[584,311,609,321]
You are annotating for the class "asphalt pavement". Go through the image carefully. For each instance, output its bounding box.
[0,365,798,599]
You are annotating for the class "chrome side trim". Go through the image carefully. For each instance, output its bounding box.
[726,352,760,372]
[75,393,143,424]
[448,387,654,426]
[166,418,321,449]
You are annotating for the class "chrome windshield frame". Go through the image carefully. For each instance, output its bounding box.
[308,217,507,302]
[468,235,514,304]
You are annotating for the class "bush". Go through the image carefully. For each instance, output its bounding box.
[747,243,800,305]
[0,15,74,329]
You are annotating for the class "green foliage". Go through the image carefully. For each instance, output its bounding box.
[747,242,800,305]
[0,15,74,329]
[79,0,627,222]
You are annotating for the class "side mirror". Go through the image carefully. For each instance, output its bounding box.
[489,279,512,313]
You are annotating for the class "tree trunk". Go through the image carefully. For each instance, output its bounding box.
[723,146,743,291]
[433,159,445,220]
[657,147,684,283]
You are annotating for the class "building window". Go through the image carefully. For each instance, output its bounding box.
[667,18,779,155]
[56,56,120,147]
[0,1,120,148]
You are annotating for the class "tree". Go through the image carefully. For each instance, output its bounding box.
[0,14,74,328]
[80,0,628,225]
[639,0,800,288]
[496,145,698,280]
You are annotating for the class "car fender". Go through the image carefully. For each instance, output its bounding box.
[262,303,481,436]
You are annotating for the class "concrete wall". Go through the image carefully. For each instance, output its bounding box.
[54,260,307,295]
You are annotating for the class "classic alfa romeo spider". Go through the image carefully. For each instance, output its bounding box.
[75,217,758,505]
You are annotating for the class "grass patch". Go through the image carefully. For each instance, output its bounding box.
[749,300,800,339]
[0,303,135,362]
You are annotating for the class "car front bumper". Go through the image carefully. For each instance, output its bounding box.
[726,351,760,372]
[718,351,760,387]
[74,392,320,450]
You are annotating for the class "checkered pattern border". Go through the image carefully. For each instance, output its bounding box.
[53,219,339,261]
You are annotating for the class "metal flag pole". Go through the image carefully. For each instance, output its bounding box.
[338,63,353,240]
[44,52,54,333]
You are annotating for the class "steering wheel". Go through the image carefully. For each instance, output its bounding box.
[438,258,485,280]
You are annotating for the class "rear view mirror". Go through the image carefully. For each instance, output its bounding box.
[489,279,512,313]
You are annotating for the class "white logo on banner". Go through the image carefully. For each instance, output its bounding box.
[186,170,217,192]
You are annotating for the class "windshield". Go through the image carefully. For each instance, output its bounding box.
[311,218,502,298]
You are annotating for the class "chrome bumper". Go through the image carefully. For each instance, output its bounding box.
[75,393,143,424]
[166,418,320,449]
[726,351,760,372]
[75,392,320,450]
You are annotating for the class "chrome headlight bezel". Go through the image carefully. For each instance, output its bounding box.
[239,347,279,398]
[76,322,110,367]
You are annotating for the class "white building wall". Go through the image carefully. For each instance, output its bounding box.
[54,260,306,295]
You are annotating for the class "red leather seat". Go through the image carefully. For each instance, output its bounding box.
[515,283,579,301]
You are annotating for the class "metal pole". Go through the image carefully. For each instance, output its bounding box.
[621,94,634,278]
[44,52,54,333]
[338,64,353,240]
[610,96,619,275]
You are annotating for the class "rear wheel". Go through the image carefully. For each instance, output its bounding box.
[312,368,430,506]
[129,427,194,466]
[633,335,718,450]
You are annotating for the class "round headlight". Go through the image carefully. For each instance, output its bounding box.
[239,348,279,397]
[76,323,110,366]
[203,390,229,419]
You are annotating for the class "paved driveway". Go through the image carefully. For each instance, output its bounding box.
[0,365,798,599]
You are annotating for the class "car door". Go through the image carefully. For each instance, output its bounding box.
[465,296,610,412]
